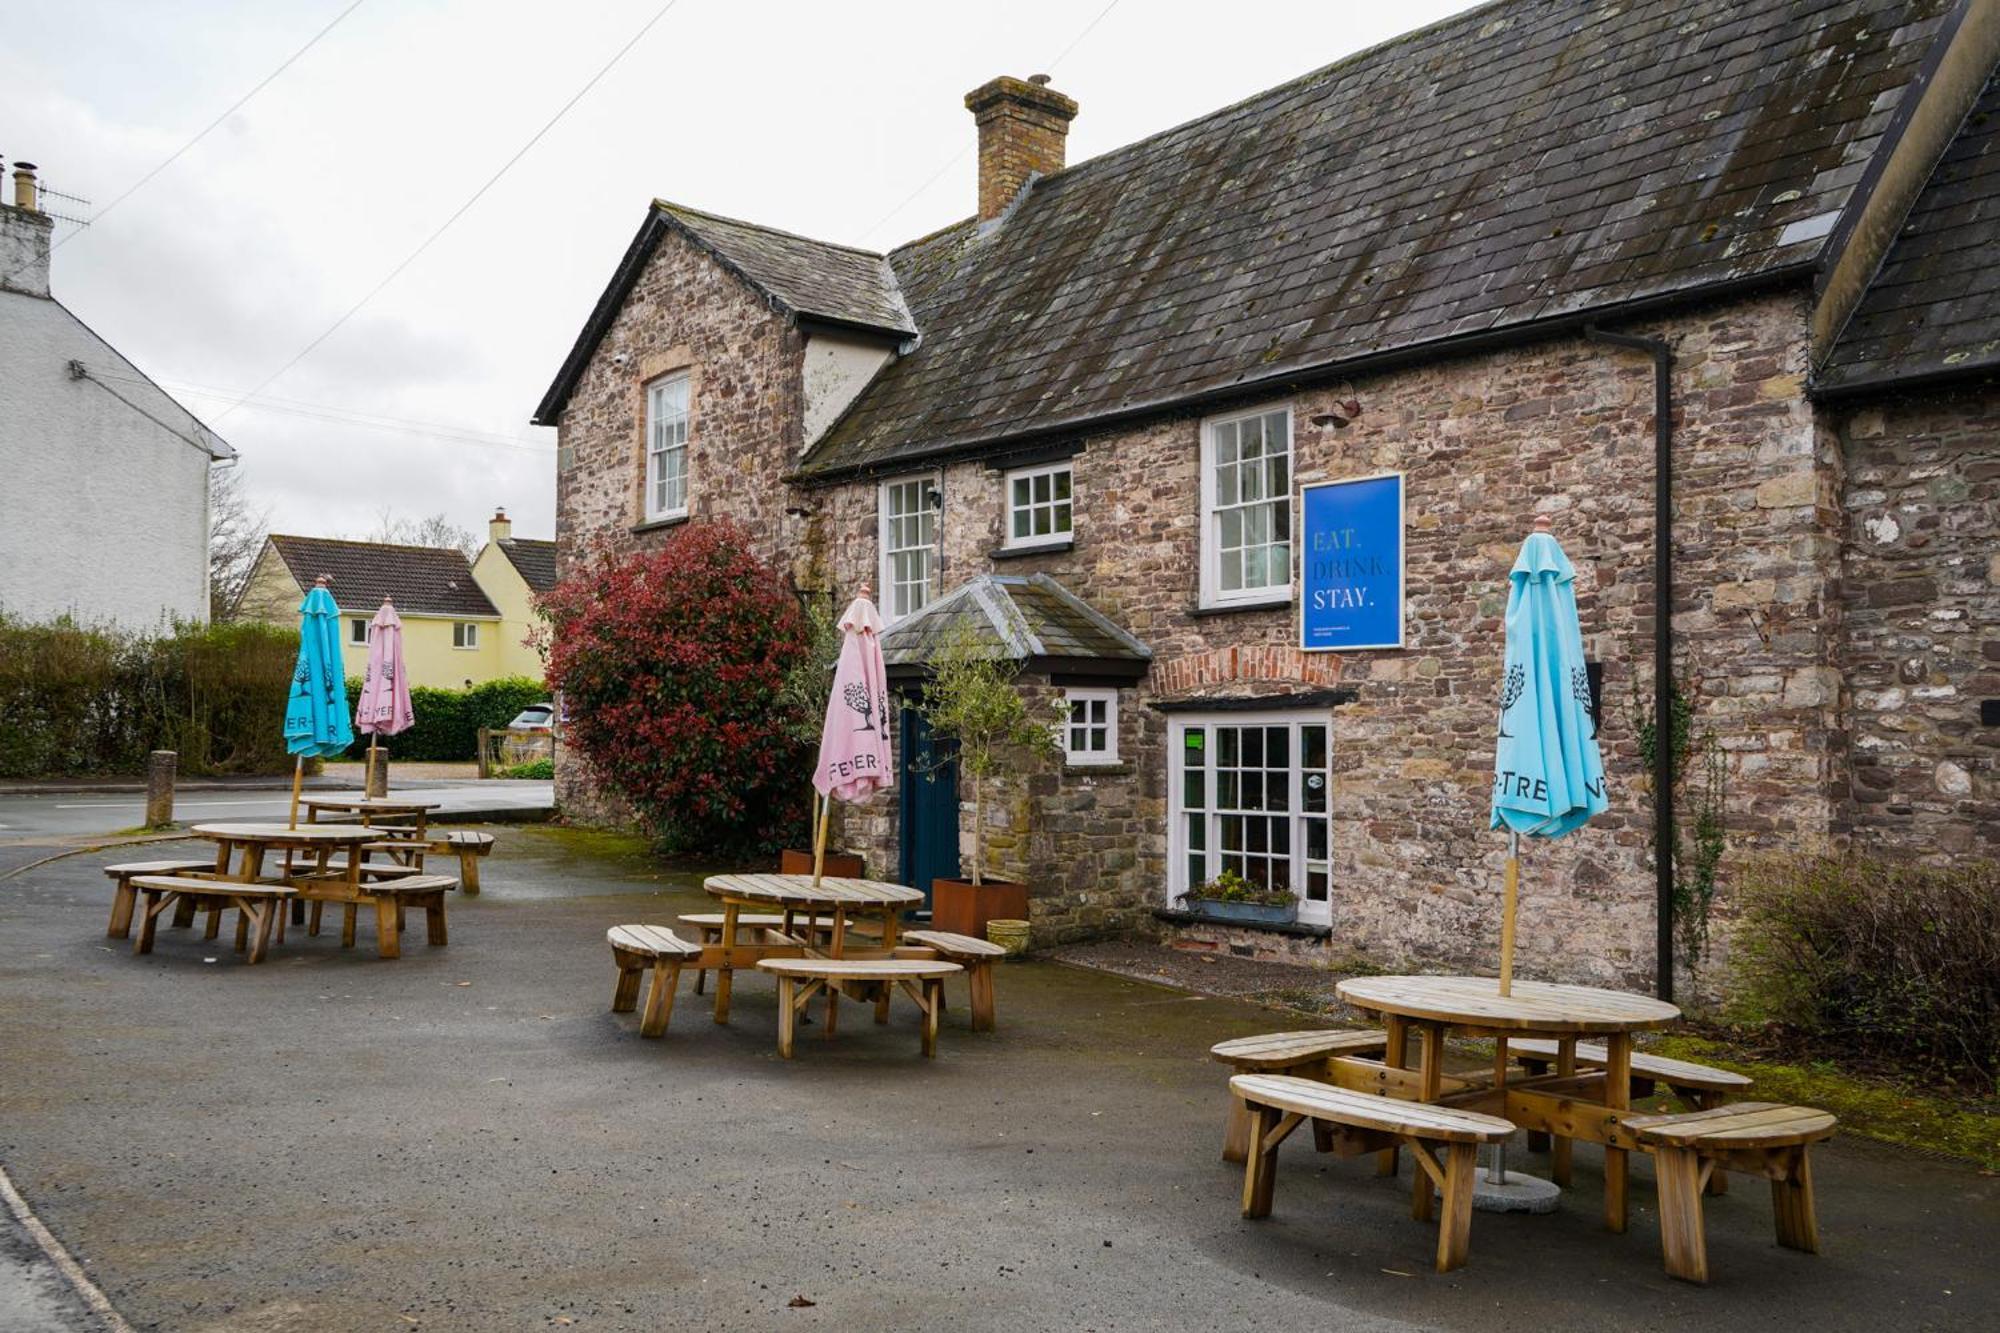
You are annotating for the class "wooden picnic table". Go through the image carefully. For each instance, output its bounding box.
[188,822,415,960]
[699,873,925,1025]
[1334,974,1680,1233]
[301,793,441,841]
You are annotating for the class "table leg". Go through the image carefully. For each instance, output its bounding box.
[375,896,402,959]
[776,977,797,1058]
[1552,1038,1576,1186]
[134,890,169,954]
[1603,1031,1632,1232]
[247,898,276,964]
[825,909,847,1033]
[714,900,740,1024]
[1378,1014,1407,1177]
[1411,1024,1445,1219]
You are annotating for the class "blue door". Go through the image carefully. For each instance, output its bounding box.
[898,700,960,906]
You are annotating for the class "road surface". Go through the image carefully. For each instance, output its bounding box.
[0,782,551,840]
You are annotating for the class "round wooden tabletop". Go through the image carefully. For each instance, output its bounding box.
[299,794,442,812]
[704,872,926,909]
[189,823,379,844]
[1335,975,1680,1034]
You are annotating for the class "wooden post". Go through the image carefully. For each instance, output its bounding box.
[144,750,176,829]
[811,790,831,886]
[1498,829,1519,996]
[476,727,492,779]
[366,743,388,798]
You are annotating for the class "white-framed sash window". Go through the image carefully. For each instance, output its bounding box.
[1004,461,1073,549]
[1168,710,1332,925]
[878,474,939,622]
[645,372,690,522]
[349,617,369,645]
[1198,404,1293,608]
[1062,688,1118,766]
[453,622,480,650]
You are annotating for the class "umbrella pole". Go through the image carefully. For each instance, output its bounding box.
[288,755,304,831]
[811,791,830,887]
[1499,829,1519,997]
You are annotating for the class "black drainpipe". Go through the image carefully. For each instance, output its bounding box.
[1582,325,1676,1004]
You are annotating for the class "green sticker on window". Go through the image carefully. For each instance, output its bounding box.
[1185,732,1204,749]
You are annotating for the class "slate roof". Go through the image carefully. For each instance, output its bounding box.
[532,202,913,424]
[496,537,558,594]
[267,536,498,618]
[799,0,1953,476]
[881,574,1151,678]
[1819,71,2000,395]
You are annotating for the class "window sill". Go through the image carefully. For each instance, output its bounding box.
[1062,761,1130,776]
[631,513,691,535]
[991,538,1075,561]
[1187,596,1290,618]
[1152,907,1331,939]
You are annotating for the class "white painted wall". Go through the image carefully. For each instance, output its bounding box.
[0,287,231,630]
[801,330,894,448]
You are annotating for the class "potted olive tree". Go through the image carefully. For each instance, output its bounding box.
[776,592,866,879]
[913,624,1061,936]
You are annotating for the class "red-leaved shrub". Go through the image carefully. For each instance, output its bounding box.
[539,524,810,855]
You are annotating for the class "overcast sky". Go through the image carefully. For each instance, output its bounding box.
[6,0,1485,545]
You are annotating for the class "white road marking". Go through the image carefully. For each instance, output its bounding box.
[52,798,291,810]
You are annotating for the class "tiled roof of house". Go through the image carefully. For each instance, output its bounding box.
[1818,71,2000,395]
[496,537,558,594]
[267,535,499,618]
[881,574,1151,678]
[800,0,1953,475]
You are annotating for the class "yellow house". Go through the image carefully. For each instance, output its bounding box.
[236,513,552,690]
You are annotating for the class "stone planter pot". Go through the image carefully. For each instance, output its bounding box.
[779,848,866,879]
[1180,896,1298,926]
[932,877,1029,938]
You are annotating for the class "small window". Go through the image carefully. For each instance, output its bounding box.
[1063,688,1118,766]
[645,372,690,521]
[1004,462,1073,549]
[349,618,369,645]
[453,622,480,649]
[1199,404,1293,608]
[878,474,939,622]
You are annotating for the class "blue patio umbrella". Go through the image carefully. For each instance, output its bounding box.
[1489,515,1607,995]
[283,576,355,826]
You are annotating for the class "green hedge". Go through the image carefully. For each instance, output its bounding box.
[0,616,298,777]
[342,675,546,762]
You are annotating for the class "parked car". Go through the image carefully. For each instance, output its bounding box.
[507,702,555,733]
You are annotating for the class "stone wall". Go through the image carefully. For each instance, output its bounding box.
[805,291,1838,988]
[551,224,807,820]
[1835,390,2000,858]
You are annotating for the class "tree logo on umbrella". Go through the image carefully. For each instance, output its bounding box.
[1497,663,1525,737]
[844,681,876,732]
[1571,665,1597,738]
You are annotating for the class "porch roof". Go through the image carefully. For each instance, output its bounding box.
[880,574,1151,681]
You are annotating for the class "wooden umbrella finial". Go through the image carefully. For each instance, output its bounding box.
[857,581,873,600]
[1532,513,1553,533]
[314,574,331,586]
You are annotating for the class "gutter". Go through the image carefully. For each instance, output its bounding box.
[786,265,1813,487]
[1582,325,1676,1005]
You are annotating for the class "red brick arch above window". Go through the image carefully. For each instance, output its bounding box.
[1150,646,1344,699]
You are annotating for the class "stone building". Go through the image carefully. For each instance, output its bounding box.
[536,0,2000,995]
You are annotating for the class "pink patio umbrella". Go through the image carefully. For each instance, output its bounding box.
[810,585,894,883]
[354,597,415,793]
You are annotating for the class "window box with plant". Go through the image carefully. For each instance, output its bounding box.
[912,623,1062,939]
[1176,868,1299,925]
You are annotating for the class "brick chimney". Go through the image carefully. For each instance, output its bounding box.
[965,74,1078,222]
[489,507,512,543]
[0,158,52,298]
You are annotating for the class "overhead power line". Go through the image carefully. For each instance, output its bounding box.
[58,1,368,250]
[858,0,1124,246]
[214,0,688,424]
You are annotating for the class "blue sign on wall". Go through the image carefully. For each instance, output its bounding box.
[1299,472,1405,652]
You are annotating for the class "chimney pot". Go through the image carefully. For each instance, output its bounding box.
[488,508,513,544]
[965,76,1078,222]
[12,162,39,213]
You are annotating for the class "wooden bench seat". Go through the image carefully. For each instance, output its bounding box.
[1626,1102,1837,1284]
[608,926,703,1037]
[103,859,219,939]
[1229,1074,1515,1273]
[1208,1030,1390,1163]
[900,929,1007,1033]
[129,875,297,965]
[756,958,962,1059]
[428,831,496,894]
